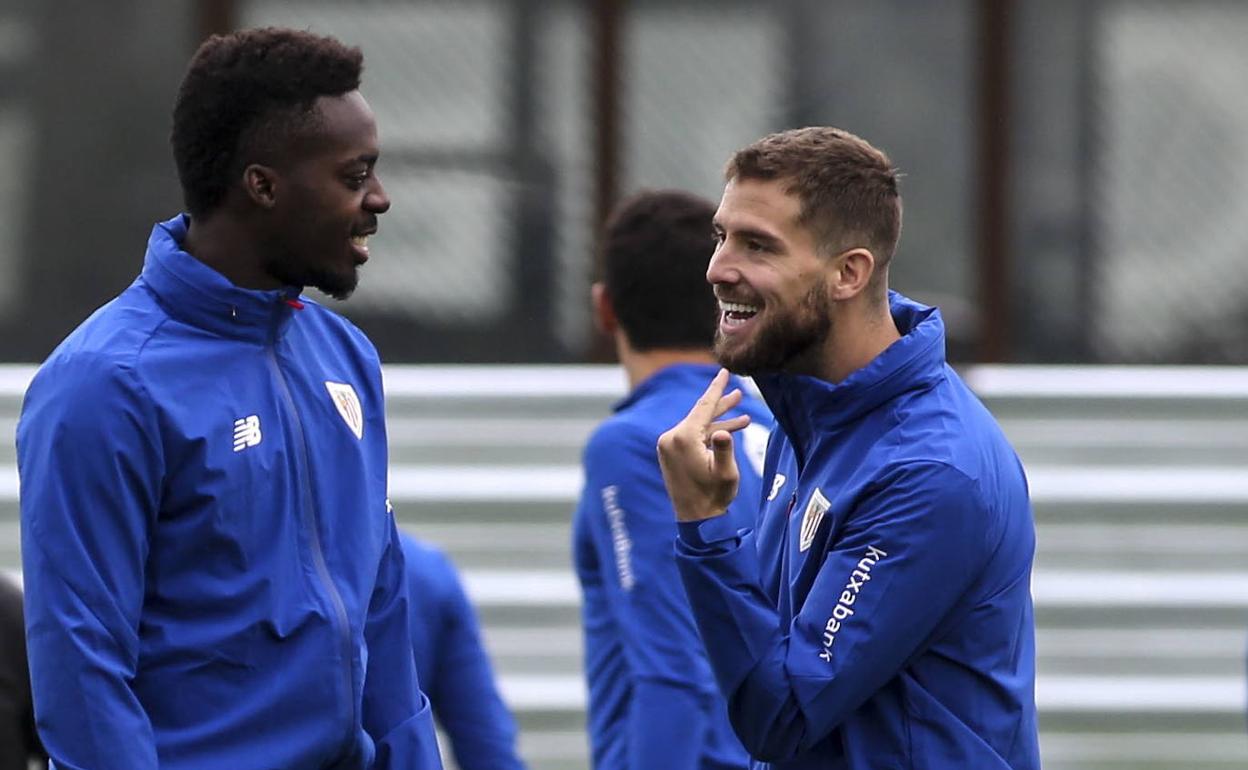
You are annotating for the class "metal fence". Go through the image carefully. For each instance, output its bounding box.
[1091,1,1248,363]
[0,0,1247,362]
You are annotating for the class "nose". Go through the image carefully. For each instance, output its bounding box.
[364,175,390,215]
[706,243,737,286]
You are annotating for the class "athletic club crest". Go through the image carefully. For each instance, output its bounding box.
[325,381,364,440]
[799,488,831,552]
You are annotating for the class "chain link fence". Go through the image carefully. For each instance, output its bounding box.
[1092,1,1248,363]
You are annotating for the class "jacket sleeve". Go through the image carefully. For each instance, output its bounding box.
[582,426,731,770]
[17,358,162,770]
[423,549,527,770]
[675,461,994,761]
[362,515,444,770]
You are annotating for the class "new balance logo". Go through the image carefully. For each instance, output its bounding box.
[232,415,262,452]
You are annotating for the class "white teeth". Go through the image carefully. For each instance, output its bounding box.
[351,235,369,247]
[718,300,759,314]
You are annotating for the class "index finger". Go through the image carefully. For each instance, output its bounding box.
[684,368,731,426]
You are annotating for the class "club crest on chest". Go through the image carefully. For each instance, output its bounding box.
[799,488,831,552]
[325,381,364,440]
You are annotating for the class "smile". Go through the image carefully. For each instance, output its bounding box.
[719,299,760,329]
[350,234,370,263]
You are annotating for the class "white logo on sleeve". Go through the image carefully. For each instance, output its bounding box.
[741,422,770,476]
[798,488,831,552]
[819,544,887,662]
[325,381,364,440]
[767,473,787,502]
[600,485,635,591]
[232,415,262,452]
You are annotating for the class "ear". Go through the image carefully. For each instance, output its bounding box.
[591,282,617,336]
[828,247,877,301]
[243,164,280,210]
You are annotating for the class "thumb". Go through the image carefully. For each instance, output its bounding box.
[710,430,736,477]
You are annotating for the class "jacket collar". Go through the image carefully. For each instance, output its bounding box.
[139,214,304,344]
[754,291,947,462]
[614,362,742,413]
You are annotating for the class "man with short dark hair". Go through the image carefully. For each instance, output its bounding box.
[18,28,442,769]
[658,127,1040,769]
[573,189,772,770]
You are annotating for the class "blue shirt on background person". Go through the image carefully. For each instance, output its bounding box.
[576,363,773,770]
[572,189,774,770]
[399,533,527,770]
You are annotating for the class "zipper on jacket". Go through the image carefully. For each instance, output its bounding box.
[266,345,358,758]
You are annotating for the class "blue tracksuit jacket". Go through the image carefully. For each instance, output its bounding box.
[400,534,526,770]
[676,294,1040,769]
[573,363,773,770]
[17,214,442,770]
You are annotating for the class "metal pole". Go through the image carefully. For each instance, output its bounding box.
[1074,0,1098,361]
[589,0,624,362]
[975,0,1012,362]
[509,0,560,360]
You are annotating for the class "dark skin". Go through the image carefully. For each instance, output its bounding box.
[183,90,390,300]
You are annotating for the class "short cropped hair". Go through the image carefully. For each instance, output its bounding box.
[725,126,902,269]
[171,27,364,217]
[601,190,719,352]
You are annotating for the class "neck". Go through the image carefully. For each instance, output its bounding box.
[183,211,280,291]
[814,294,901,383]
[616,332,716,390]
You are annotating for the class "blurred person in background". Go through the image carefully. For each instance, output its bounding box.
[17,28,441,770]
[398,531,527,770]
[657,127,1040,769]
[0,573,45,770]
[573,189,774,770]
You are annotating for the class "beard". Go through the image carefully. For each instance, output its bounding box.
[264,254,359,301]
[713,283,832,376]
[304,266,358,301]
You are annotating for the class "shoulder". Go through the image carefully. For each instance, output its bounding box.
[27,337,157,420]
[871,370,1013,474]
[38,284,169,384]
[583,413,657,470]
[870,459,982,501]
[293,300,384,402]
[848,460,998,557]
[296,298,381,365]
[399,534,461,598]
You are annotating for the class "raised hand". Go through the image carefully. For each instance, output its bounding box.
[656,369,753,522]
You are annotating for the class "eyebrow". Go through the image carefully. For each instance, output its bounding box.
[342,153,379,168]
[715,221,783,248]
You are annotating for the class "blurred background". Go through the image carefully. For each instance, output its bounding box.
[2,0,1248,366]
[0,0,1245,769]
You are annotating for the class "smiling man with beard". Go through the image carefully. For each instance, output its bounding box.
[18,28,442,770]
[656,127,1040,770]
